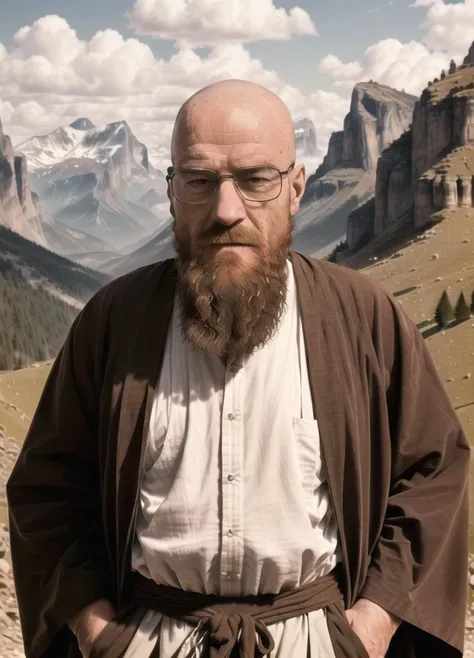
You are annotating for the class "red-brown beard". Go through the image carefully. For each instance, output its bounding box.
[173,219,292,364]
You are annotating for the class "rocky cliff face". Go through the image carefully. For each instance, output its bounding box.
[303,82,416,205]
[374,130,413,235]
[0,119,46,245]
[347,42,474,250]
[308,131,344,185]
[295,82,415,256]
[412,86,474,185]
[341,82,416,172]
[412,61,474,226]
[464,42,474,66]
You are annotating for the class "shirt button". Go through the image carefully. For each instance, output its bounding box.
[227,413,235,420]
[227,474,235,482]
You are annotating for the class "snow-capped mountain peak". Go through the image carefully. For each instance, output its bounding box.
[69,117,96,131]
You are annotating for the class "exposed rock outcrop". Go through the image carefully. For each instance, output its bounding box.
[412,85,474,186]
[302,82,416,205]
[464,42,474,66]
[347,42,474,250]
[347,197,375,249]
[0,119,47,246]
[415,147,474,226]
[374,130,413,236]
[307,132,344,185]
[413,60,474,226]
[296,82,415,255]
[341,82,416,172]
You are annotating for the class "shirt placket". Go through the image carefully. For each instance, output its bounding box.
[219,364,244,596]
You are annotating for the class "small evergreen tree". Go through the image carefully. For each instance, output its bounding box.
[454,292,471,322]
[449,59,457,75]
[441,70,446,80]
[435,290,454,327]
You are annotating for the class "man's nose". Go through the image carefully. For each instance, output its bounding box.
[212,178,247,226]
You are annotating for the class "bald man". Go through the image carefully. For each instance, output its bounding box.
[7,80,469,658]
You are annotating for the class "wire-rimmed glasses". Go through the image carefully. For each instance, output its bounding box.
[166,163,295,205]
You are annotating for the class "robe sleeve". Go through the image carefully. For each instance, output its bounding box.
[6,293,114,658]
[359,290,471,655]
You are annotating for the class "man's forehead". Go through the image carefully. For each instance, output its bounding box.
[171,89,295,165]
[174,140,277,167]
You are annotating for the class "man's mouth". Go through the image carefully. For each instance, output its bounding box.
[211,242,256,247]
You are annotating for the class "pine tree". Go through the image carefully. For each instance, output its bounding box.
[454,292,471,322]
[449,59,457,75]
[441,70,446,80]
[435,290,454,327]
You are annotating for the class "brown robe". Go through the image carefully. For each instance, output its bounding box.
[6,251,470,658]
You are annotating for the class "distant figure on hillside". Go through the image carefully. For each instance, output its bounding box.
[7,79,470,658]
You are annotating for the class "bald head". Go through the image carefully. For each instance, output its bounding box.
[171,79,296,167]
[169,80,307,362]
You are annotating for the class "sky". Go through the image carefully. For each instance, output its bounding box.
[0,0,473,169]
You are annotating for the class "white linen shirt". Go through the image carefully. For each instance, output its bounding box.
[128,260,340,657]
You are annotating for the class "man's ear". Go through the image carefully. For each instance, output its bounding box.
[166,166,176,218]
[290,164,306,216]
[167,184,176,219]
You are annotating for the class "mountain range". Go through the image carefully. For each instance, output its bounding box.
[2,47,473,284]
[15,118,168,261]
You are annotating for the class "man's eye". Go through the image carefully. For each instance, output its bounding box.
[187,178,212,186]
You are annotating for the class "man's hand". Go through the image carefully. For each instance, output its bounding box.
[345,598,401,658]
[69,599,116,658]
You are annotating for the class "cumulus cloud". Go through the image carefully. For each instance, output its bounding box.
[319,38,454,95]
[320,1,473,95]
[127,0,317,48]
[0,14,343,170]
[411,0,474,58]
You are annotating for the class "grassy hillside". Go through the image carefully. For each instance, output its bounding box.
[0,361,52,524]
[346,206,474,553]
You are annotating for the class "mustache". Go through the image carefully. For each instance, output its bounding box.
[198,227,260,248]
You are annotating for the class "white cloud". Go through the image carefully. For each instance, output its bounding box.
[320,1,473,96]
[319,55,363,81]
[0,99,14,128]
[127,0,317,48]
[0,14,344,172]
[319,38,454,95]
[412,0,474,58]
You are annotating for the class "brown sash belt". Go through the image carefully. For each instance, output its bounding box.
[90,565,369,657]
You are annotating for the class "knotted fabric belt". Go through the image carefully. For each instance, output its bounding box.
[133,566,347,658]
[89,566,369,658]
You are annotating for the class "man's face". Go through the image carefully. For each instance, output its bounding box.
[169,101,306,362]
[170,109,302,273]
